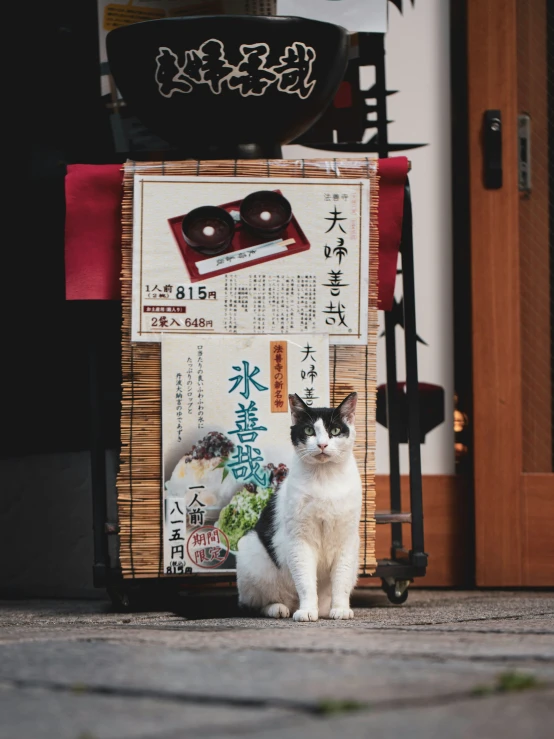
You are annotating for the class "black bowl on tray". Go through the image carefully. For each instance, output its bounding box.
[240,190,292,239]
[182,206,235,256]
[106,15,349,158]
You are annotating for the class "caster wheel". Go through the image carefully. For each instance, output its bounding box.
[386,586,409,605]
[382,579,409,605]
[107,584,174,612]
[107,586,132,612]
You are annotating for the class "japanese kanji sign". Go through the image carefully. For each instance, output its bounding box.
[270,341,288,413]
[132,176,370,345]
[162,333,329,574]
[155,39,317,99]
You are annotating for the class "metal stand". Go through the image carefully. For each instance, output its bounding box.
[88,30,427,610]
[375,182,427,605]
[88,308,110,589]
[89,181,427,610]
[366,32,427,602]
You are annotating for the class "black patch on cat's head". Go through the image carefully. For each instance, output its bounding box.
[288,393,357,446]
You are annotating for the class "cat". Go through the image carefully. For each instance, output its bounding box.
[236,392,362,621]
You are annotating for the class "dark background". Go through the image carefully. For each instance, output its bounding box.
[1,1,121,597]
[12,0,122,460]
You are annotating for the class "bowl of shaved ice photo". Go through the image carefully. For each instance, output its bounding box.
[165,431,288,548]
[216,463,288,554]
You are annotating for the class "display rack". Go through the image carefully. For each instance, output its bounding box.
[85,30,427,610]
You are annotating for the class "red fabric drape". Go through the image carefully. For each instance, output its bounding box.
[64,158,408,309]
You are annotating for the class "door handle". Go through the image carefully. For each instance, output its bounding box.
[483,110,502,188]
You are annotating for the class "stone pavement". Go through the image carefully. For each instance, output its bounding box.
[0,590,553,738]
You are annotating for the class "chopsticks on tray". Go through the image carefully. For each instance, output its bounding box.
[196,237,296,276]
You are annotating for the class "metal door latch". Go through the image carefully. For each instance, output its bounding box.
[483,110,502,189]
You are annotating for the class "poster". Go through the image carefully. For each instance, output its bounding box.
[132,175,370,345]
[162,333,330,574]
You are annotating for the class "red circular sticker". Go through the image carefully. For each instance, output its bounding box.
[186,526,230,569]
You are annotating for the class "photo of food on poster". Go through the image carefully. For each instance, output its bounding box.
[132,176,370,345]
[161,333,330,574]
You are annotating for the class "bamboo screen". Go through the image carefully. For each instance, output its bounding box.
[117,158,379,579]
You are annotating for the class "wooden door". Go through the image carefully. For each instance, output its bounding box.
[467,0,553,585]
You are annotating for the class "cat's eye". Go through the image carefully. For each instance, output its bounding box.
[330,427,341,436]
[304,426,315,436]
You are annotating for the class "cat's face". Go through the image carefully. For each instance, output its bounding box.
[288,393,357,465]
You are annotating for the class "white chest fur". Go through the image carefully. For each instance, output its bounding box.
[278,456,362,554]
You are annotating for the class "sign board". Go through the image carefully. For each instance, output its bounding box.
[132,175,370,345]
[161,333,330,574]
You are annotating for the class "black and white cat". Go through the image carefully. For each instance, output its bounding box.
[236,392,362,621]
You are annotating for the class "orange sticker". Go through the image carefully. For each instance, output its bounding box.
[103,2,165,32]
[270,341,288,413]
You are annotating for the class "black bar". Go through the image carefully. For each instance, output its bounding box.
[105,561,427,591]
[400,182,426,565]
[384,312,403,550]
[88,311,110,587]
[374,562,426,579]
[375,512,412,524]
[370,32,404,553]
[372,34,389,159]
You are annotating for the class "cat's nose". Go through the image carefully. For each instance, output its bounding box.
[318,443,328,450]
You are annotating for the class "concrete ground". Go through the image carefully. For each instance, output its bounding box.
[0,590,553,739]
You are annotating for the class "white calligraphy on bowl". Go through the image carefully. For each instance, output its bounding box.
[155,39,316,99]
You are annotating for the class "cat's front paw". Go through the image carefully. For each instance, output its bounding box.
[261,603,290,619]
[329,607,354,620]
[293,608,319,622]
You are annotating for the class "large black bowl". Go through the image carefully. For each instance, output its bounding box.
[106,15,349,156]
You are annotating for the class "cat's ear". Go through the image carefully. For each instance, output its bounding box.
[337,392,357,425]
[289,393,309,423]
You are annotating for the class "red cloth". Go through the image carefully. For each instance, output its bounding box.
[64,158,408,308]
[64,164,123,300]
[377,156,408,310]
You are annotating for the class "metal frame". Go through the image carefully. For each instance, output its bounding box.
[374,180,427,605]
[369,32,427,600]
[89,178,427,608]
[89,313,111,589]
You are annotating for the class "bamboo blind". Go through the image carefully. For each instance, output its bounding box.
[118,158,379,579]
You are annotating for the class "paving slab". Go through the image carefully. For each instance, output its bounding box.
[2,590,553,630]
[1,593,553,739]
[200,689,554,739]
[1,639,553,709]
[0,684,297,739]
[4,624,553,663]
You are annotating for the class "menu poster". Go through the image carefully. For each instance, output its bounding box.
[161,333,330,574]
[132,175,370,345]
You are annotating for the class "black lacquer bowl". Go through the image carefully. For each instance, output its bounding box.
[106,15,349,155]
[182,206,235,256]
[240,190,292,239]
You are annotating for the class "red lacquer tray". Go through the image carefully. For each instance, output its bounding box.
[168,190,311,283]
